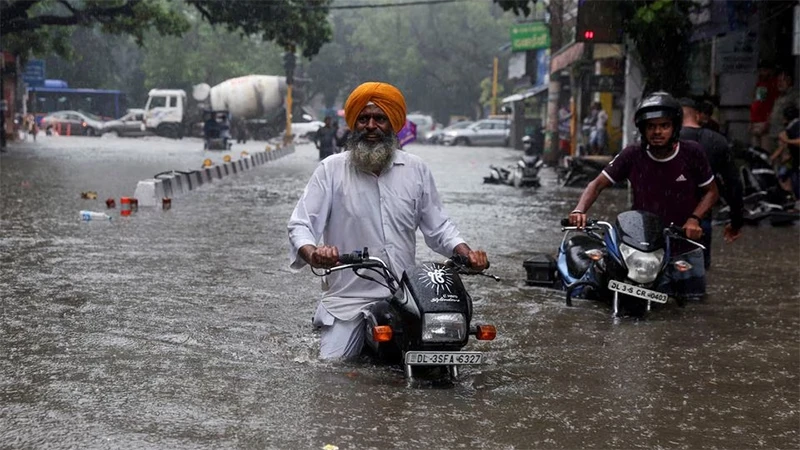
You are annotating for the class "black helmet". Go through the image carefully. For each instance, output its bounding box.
[634,91,683,145]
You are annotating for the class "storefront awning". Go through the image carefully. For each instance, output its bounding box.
[501,84,549,104]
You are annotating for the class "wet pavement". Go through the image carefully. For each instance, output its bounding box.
[1,135,798,449]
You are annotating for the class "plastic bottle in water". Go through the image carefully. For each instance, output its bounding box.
[80,210,112,221]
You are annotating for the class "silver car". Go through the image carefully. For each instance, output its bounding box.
[40,110,105,137]
[425,120,473,145]
[442,119,510,147]
[102,109,148,137]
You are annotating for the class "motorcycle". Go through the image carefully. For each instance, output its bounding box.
[483,135,543,187]
[724,146,798,226]
[312,248,499,382]
[525,211,706,318]
[557,154,615,188]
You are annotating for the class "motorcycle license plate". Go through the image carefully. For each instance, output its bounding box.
[608,280,668,303]
[404,351,483,366]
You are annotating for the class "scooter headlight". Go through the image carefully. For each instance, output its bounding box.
[620,244,664,284]
[422,313,466,343]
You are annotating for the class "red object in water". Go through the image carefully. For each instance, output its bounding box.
[130,198,139,212]
[162,197,171,210]
[120,197,132,216]
[106,198,116,209]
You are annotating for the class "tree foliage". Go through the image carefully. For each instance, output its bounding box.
[0,0,332,59]
[622,0,692,96]
[304,2,516,122]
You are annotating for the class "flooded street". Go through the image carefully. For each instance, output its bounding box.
[1,136,798,449]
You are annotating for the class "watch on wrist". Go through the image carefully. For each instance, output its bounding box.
[689,214,701,222]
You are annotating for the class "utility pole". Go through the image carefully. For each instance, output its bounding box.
[491,56,499,116]
[544,0,564,165]
[283,45,296,145]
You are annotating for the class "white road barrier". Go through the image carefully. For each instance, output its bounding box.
[133,145,294,207]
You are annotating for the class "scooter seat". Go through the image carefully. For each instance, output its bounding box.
[565,235,604,278]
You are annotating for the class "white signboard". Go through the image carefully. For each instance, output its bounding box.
[508,52,527,80]
[715,30,757,74]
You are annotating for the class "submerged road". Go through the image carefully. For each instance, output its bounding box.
[1,135,798,449]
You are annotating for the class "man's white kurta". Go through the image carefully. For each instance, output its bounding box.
[288,150,465,320]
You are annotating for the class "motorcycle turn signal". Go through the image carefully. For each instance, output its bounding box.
[372,325,393,342]
[474,325,497,341]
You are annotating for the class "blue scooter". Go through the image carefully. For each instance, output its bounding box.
[525,210,706,317]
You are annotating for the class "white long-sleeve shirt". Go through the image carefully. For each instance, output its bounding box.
[288,150,465,320]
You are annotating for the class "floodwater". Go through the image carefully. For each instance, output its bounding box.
[1,136,798,449]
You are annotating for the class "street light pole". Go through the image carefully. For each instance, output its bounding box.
[491,56,499,116]
[283,45,296,144]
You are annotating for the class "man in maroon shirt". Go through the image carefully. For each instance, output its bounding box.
[568,92,719,298]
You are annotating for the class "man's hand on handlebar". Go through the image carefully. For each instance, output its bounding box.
[467,250,489,271]
[302,244,340,269]
[568,210,588,228]
[682,218,703,241]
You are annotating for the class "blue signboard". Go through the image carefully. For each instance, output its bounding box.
[534,49,550,88]
[22,59,46,87]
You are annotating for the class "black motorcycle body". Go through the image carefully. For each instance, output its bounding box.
[720,146,798,225]
[558,155,613,188]
[317,249,497,381]
[483,138,543,187]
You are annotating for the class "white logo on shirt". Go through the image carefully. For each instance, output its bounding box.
[675,174,687,182]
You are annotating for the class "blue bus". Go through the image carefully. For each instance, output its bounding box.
[27,80,128,121]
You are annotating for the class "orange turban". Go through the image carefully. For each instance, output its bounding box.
[344,82,407,133]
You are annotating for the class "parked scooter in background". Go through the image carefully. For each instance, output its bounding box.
[715,146,798,226]
[483,135,543,187]
[558,153,613,188]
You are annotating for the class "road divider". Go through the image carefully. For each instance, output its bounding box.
[133,144,295,207]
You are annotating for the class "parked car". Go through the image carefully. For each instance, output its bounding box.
[40,110,105,136]
[442,119,510,147]
[291,114,325,138]
[425,120,473,145]
[406,113,436,142]
[102,109,148,137]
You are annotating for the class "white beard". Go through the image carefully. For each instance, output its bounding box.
[346,130,399,174]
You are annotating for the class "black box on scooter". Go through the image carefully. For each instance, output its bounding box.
[523,253,557,287]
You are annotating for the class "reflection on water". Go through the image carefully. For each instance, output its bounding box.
[1,138,797,449]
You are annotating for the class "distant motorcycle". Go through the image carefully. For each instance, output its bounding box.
[557,154,613,188]
[483,135,543,188]
[715,146,798,226]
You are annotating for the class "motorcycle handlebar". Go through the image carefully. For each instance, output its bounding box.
[447,254,490,270]
[338,253,363,265]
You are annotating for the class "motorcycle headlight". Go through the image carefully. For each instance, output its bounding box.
[422,313,466,343]
[620,243,664,284]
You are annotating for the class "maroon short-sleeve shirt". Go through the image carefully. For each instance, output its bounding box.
[602,141,715,228]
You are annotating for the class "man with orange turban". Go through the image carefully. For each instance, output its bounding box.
[288,81,489,360]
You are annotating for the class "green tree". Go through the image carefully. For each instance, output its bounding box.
[1,0,332,59]
[304,2,516,123]
[622,0,692,95]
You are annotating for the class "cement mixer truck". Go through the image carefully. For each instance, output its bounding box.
[143,75,290,140]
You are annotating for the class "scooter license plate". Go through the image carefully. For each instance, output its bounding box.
[608,280,668,303]
[404,351,483,366]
